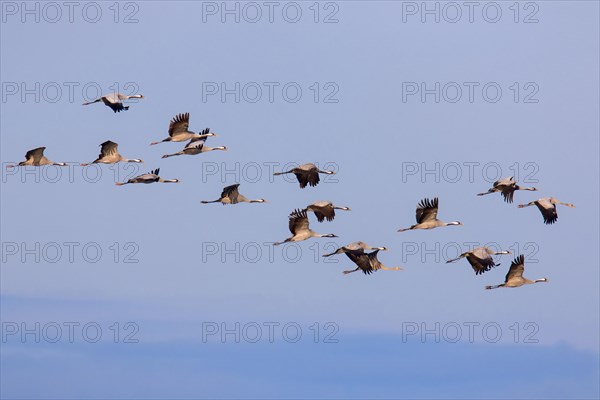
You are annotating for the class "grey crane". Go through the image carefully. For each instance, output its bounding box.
[115,168,179,186]
[323,241,386,257]
[518,197,575,224]
[398,197,462,232]
[201,184,266,205]
[273,163,335,188]
[150,114,217,145]
[446,246,512,275]
[477,176,537,203]
[161,134,226,158]
[7,147,67,168]
[82,93,144,113]
[304,201,351,222]
[80,141,143,166]
[343,249,403,275]
[273,209,337,246]
[485,255,548,289]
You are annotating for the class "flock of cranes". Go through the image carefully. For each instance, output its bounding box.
[8,92,576,288]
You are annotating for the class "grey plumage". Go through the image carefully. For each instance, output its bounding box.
[8,147,67,167]
[343,249,403,275]
[398,197,462,232]
[161,129,226,158]
[115,168,179,185]
[305,201,351,222]
[518,197,575,224]
[322,241,386,257]
[477,176,537,203]
[485,255,548,289]
[446,246,511,275]
[151,114,217,145]
[273,209,337,246]
[82,93,144,113]
[201,184,266,205]
[273,163,335,188]
[81,141,143,165]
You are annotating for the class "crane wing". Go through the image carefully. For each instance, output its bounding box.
[168,113,190,136]
[346,251,375,275]
[308,202,334,222]
[505,255,525,282]
[467,254,496,275]
[25,147,46,163]
[416,197,438,223]
[99,141,119,157]
[288,209,309,235]
[221,184,241,203]
[184,137,206,150]
[536,199,558,224]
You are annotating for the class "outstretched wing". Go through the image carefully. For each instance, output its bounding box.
[184,137,206,150]
[99,141,119,158]
[25,147,46,163]
[346,250,379,275]
[168,113,190,137]
[288,209,309,235]
[501,187,516,203]
[416,197,438,223]
[365,250,384,273]
[308,201,334,222]
[108,103,128,112]
[101,95,128,112]
[505,255,525,282]
[294,164,319,188]
[293,172,308,188]
[346,253,374,275]
[536,199,558,224]
[221,184,241,203]
[467,253,497,275]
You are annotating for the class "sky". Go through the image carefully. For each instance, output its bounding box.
[1,1,599,399]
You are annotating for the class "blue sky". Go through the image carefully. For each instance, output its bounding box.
[1,1,599,399]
